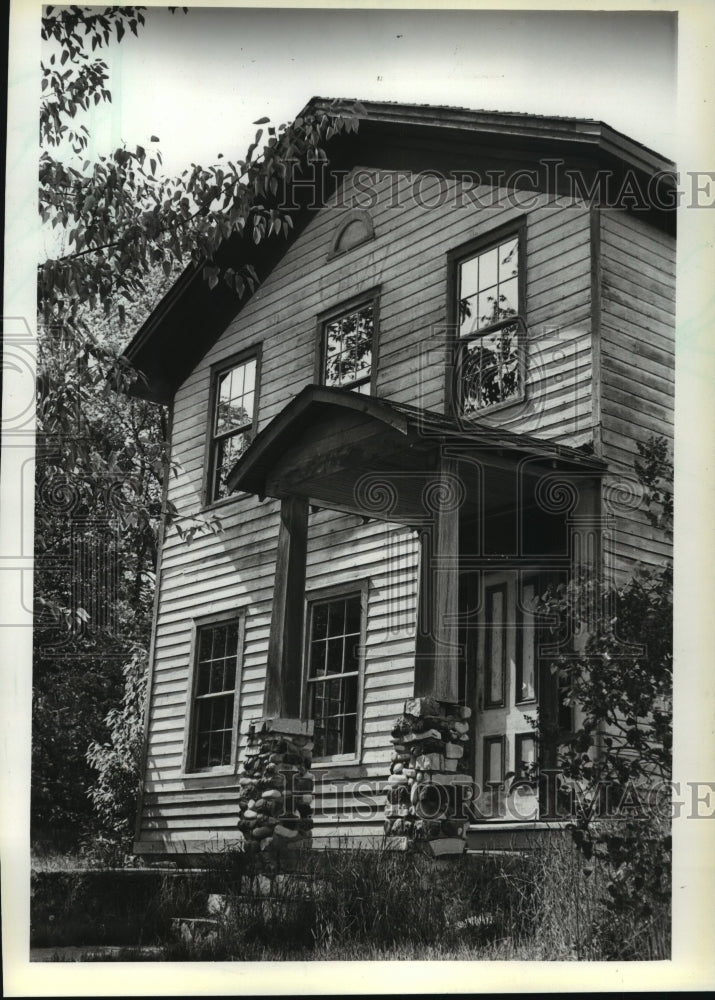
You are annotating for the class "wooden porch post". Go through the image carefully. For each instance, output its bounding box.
[414,455,460,703]
[263,495,309,719]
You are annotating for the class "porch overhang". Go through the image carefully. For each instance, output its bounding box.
[226,384,607,524]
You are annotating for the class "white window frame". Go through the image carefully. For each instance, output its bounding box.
[181,610,245,775]
[204,347,261,506]
[302,580,369,765]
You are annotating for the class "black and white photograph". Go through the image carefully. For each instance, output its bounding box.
[2,0,714,993]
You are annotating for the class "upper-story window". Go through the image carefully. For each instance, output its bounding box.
[319,294,377,395]
[208,351,259,503]
[453,226,525,414]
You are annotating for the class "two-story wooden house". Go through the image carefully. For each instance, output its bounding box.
[121,99,675,858]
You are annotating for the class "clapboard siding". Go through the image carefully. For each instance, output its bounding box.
[136,166,598,851]
[599,209,675,580]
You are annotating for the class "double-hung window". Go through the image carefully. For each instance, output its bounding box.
[305,588,366,759]
[186,617,243,771]
[319,294,377,394]
[452,226,525,414]
[207,352,259,503]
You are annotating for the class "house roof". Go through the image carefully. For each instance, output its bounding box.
[227,384,606,515]
[120,98,677,405]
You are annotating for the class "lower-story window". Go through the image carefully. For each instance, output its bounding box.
[188,617,242,771]
[305,588,366,759]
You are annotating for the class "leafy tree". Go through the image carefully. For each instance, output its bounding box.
[86,646,148,860]
[533,435,673,957]
[35,5,364,847]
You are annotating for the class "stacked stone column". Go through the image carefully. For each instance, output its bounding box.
[236,718,314,852]
[384,696,472,856]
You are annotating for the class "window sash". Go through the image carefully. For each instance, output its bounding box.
[306,592,364,758]
[209,355,258,502]
[322,301,375,392]
[453,230,524,414]
[189,620,241,771]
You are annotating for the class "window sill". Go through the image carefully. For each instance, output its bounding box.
[457,391,527,422]
[180,764,239,779]
[201,490,258,514]
[311,754,361,768]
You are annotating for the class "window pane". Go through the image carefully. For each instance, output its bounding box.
[459,256,479,299]
[344,636,360,673]
[312,603,329,641]
[216,359,256,435]
[498,238,519,279]
[518,582,537,701]
[310,639,326,678]
[325,637,344,676]
[477,289,499,328]
[213,431,251,500]
[323,304,373,390]
[485,739,503,785]
[459,293,479,337]
[344,596,361,636]
[344,674,359,714]
[516,735,536,778]
[462,323,521,413]
[497,277,518,319]
[327,600,346,638]
[487,588,505,705]
[478,246,499,291]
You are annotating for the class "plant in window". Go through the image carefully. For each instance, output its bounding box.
[456,236,523,412]
[210,356,257,501]
[323,303,374,393]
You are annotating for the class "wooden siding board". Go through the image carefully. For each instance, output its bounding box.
[598,209,674,581]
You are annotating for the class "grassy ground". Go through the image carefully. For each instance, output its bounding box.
[30,834,670,962]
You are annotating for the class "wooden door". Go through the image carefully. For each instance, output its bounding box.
[466,571,542,822]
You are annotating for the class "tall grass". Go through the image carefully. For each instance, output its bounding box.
[32,831,670,960]
[161,832,668,961]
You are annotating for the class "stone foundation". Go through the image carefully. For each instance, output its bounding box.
[236,718,314,853]
[384,697,472,856]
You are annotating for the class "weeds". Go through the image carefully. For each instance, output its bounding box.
[31,831,670,961]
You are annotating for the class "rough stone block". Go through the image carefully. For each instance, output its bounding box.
[403,696,442,718]
[273,824,299,839]
[444,743,464,759]
[422,837,466,857]
[403,728,442,743]
[415,753,444,771]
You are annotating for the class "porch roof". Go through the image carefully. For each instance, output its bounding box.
[227,385,606,520]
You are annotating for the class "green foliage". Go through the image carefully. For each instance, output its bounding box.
[634,435,673,534]
[35,6,365,851]
[532,434,673,942]
[33,271,169,843]
[86,647,149,853]
[39,8,364,338]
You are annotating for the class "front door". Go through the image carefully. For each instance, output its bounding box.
[461,569,567,822]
